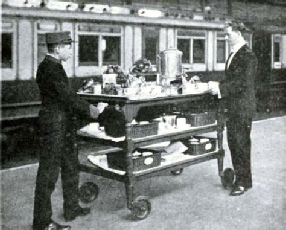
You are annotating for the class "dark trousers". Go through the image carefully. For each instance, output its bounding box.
[226,116,253,187]
[33,110,79,228]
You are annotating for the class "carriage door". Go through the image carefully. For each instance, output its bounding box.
[252,30,272,112]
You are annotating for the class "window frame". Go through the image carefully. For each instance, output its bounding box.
[75,23,122,76]
[271,34,286,69]
[176,29,207,72]
[214,31,229,71]
[1,19,17,80]
[102,36,121,66]
[77,34,100,66]
[142,26,160,67]
[34,20,60,78]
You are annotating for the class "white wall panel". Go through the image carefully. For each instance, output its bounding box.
[207,31,214,71]
[167,28,176,49]
[159,28,168,52]
[282,35,286,68]
[124,25,133,71]
[62,22,74,77]
[18,19,33,80]
[133,26,142,65]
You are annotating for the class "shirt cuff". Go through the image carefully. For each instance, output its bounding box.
[217,85,221,99]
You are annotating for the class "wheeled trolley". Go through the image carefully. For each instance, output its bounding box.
[77,93,234,220]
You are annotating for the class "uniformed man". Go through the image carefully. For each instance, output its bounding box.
[208,21,258,196]
[33,31,104,230]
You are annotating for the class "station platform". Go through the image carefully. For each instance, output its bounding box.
[1,116,285,230]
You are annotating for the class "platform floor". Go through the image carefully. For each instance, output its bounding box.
[1,116,286,230]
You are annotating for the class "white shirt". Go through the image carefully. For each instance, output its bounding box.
[226,39,246,69]
[215,39,247,98]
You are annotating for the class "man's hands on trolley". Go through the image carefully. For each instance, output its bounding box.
[89,102,108,119]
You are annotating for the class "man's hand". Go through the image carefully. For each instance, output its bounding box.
[89,103,108,119]
[208,81,220,95]
[89,104,100,119]
[97,102,108,114]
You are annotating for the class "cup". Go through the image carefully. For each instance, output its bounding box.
[176,118,187,129]
[169,86,178,95]
[164,115,177,126]
[93,84,102,94]
[158,121,165,131]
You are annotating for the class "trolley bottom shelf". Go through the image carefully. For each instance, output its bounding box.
[78,149,234,220]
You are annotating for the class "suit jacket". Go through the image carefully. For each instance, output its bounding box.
[36,55,90,128]
[220,45,258,118]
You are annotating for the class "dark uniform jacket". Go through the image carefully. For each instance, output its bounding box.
[33,55,91,227]
[220,45,258,118]
[36,55,90,119]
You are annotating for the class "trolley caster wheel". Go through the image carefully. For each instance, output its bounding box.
[171,168,183,176]
[220,168,235,188]
[131,196,151,220]
[79,182,99,204]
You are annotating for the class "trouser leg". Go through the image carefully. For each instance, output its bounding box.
[227,117,252,186]
[61,130,80,212]
[33,134,62,227]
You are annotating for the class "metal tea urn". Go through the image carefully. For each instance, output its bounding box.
[158,48,183,83]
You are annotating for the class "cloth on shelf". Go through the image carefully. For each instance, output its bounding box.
[87,151,198,175]
[78,123,125,142]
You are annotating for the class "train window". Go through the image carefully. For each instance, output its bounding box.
[78,35,99,66]
[177,29,206,71]
[217,40,226,63]
[2,20,16,80]
[103,36,121,66]
[78,24,121,34]
[178,30,205,37]
[77,35,121,66]
[177,38,190,63]
[216,32,227,64]
[274,42,280,62]
[35,21,60,77]
[142,27,159,65]
[272,34,286,69]
[1,33,13,68]
[37,34,48,65]
[214,31,228,71]
[177,37,206,64]
[77,23,122,68]
[274,36,281,63]
[193,39,205,63]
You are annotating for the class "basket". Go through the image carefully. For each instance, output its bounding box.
[128,121,158,138]
[107,150,161,171]
[184,111,216,126]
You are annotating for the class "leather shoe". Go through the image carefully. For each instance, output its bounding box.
[64,207,91,222]
[33,220,71,230]
[230,184,251,196]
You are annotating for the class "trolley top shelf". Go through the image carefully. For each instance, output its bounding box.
[78,92,218,122]
[78,92,214,105]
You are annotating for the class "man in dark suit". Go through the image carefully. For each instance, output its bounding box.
[209,21,258,196]
[33,32,105,230]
